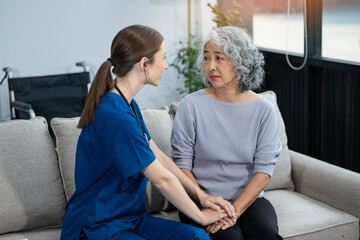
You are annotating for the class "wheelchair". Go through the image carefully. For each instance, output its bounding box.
[1,62,91,140]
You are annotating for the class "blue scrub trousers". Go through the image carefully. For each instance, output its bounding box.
[80,214,209,240]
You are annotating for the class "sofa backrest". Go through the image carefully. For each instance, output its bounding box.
[259,91,294,190]
[50,90,294,213]
[0,117,66,235]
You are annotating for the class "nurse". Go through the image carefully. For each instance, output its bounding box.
[60,25,235,240]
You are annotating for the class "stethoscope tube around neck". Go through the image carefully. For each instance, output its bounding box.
[114,85,148,144]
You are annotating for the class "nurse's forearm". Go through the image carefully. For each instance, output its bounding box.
[149,140,235,217]
[149,140,204,201]
[142,160,224,226]
[162,155,209,203]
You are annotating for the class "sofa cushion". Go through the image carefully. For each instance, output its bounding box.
[141,106,173,158]
[259,91,294,190]
[51,117,81,201]
[0,117,66,235]
[290,150,360,221]
[0,227,61,240]
[265,190,359,239]
[151,210,180,222]
[169,90,294,191]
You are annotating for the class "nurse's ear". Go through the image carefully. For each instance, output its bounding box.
[139,57,149,71]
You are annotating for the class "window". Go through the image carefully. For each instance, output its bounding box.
[253,0,305,54]
[322,0,360,62]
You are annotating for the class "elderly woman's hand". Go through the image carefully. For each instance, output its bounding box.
[205,216,238,235]
[199,194,237,218]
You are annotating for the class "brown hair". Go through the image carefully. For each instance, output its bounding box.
[78,25,164,128]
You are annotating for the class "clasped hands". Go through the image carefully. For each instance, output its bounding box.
[206,214,238,235]
[200,195,237,234]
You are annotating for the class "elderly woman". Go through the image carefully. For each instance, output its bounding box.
[171,26,283,240]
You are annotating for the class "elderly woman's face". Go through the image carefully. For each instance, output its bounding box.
[203,42,238,89]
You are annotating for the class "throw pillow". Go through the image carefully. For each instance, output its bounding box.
[51,117,81,201]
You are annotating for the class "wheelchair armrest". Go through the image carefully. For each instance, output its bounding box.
[11,100,36,118]
[11,100,32,110]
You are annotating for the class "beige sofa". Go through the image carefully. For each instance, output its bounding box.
[0,91,359,240]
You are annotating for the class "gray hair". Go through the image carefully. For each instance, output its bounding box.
[197,26,264,92]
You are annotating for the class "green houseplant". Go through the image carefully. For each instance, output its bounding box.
[207,0,243,28]
[170,35,204,94]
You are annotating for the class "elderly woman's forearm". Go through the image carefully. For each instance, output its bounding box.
[232,172,271,216]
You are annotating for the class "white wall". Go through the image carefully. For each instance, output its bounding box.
[0,0,216,120]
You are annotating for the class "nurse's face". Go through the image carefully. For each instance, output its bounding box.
[145,42,168,86]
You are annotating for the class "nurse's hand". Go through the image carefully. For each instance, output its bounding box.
[200,195,237,218]
[198,208,228,226]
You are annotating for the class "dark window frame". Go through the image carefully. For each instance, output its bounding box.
[255,0,360,173]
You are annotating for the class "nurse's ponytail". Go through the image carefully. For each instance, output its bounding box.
[78,25,164,129]
[77,60,114,128]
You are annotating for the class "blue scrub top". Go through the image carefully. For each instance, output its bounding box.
[60,92,156,240]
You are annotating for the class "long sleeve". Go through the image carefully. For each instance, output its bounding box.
[171,98,195,170]
[253,102,282,176]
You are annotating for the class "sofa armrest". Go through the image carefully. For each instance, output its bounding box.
[290,150,360,219]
